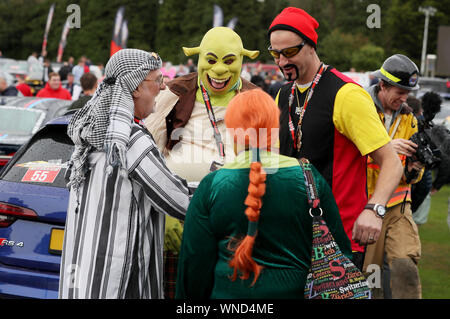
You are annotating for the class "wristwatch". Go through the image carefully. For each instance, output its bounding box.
[364,203,386,219]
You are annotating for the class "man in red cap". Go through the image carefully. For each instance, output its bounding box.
[268,7,403,270]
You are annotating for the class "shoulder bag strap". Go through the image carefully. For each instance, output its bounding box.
[298,158,322,217]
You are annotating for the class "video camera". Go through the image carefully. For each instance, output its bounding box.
[408,92,442,170]
[409,117,441,170]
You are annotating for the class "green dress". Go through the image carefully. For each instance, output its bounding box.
[175,150,352,299]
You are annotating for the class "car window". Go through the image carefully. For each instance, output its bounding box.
[2,125,74,188]
[0,106,45,136]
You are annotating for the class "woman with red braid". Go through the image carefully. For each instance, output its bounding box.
[175,89,352,299]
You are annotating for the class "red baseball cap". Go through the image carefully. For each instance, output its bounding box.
[268,7,319,49]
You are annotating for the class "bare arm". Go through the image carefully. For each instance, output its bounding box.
[352,142,403,245]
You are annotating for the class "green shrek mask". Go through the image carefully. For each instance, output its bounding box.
[183,27,259,106]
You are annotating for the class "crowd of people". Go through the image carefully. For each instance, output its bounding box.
[0,52,97,106]
[1,6,449,300]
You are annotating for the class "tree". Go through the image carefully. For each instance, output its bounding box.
[155,0,188,64]
[351,43,385,72]
[318,29,368,71]
[259,0,290,63]
[0,0,448,72]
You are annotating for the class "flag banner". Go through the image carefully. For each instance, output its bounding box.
[110,6,125,57]
[213,4,223,28]
[226,17,238,30]
[120,20,128,49]
[41,3,55,56]
[56,19,70,63]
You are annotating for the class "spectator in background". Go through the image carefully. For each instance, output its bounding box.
[268,73,284,99]
[161,61,176,80]
[369,73,379,86]
[15,74,33,96]
[0,76,19,96]
[250,73,266,91]
[423,92,450,194]
[186,58,196,73]
[407,95,432,227]
[59,58,74,82]
[98,63,105,77]
[67,72,98,111]
[42,58,53,84]
[27,51,40,65]
[27,51,44,76]
[0,50,3,58]
[63,73,82,100]
[410,92,450,228]
[72,57,86,84]
[68,56,74,67]
[264,76,272,93]
[36,72,71,100]
[176,64,188,77]
[84,56,91,72]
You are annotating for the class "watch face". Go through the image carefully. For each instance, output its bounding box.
[376,205,386,217]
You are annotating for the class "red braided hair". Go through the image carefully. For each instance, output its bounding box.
[224,89,280,285]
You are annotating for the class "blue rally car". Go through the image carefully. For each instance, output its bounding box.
[0,114,73,298]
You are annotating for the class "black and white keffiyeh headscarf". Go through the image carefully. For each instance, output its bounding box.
[67,49,162,190]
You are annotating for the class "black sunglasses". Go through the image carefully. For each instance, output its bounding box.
[268,42,306,59]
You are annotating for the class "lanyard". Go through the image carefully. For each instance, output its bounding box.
[299,158,323,217]
[200,82,225,161]
[287,63,327,151]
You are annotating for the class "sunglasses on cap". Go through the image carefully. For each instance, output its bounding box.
[149,51,160,60]
[268,42,306,59]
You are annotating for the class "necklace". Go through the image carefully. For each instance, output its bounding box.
[287,63,327,151]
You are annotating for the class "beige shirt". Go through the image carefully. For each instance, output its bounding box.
[145,90,235,182]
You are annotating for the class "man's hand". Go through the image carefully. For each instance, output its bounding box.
[391,138,417,157]
[407,160,424,172]
[352,209,382,246]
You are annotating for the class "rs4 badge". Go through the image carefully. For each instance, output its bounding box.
[0,238,24,247]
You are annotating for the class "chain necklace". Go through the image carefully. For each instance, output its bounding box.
[287,62,327,151]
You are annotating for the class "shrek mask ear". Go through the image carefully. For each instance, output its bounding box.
[242,48,260,60]
[183,47,200,57]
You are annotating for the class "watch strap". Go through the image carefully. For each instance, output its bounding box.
[364,203,385,218]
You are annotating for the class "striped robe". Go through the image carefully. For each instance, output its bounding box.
[59,124,191,299]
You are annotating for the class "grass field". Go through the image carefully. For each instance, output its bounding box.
[418,185,450,299]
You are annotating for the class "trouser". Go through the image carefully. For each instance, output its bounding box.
[363,202,421,299]
[163,251,178,299]
[352,251,365,271]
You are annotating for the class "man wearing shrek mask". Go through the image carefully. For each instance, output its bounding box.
[144,26,259,298]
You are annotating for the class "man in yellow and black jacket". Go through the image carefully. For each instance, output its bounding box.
[363,54,424,299]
